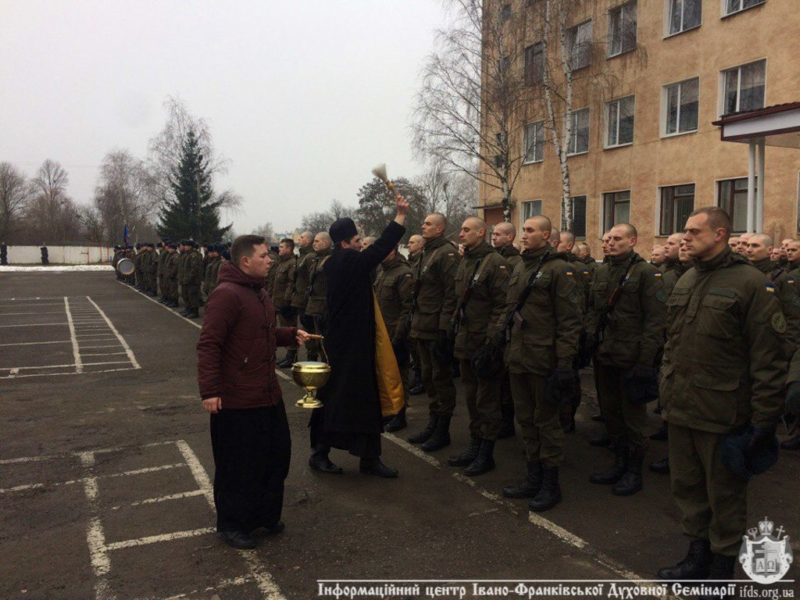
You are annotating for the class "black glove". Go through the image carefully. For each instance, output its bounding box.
[432,329,455,364]
[577,332,597,369]
[545,368,579,406]
[391,338,410,367]
[624,364,659,405]
[745,425,777,462]
[471,340,505,380]
[786,381,800,416]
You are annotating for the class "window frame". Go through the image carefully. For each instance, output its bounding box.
[664,0,702,38]
[722,0,766,18]
[522,200,543,220]
[659,183,696,235]
[602,190,631,232]
[719,59,766,116]
[562,195,588,239]
[605,95,635,148]
[567,107,590,156]
[524,42,545,86]
[567,20,593,71]
[522,121,545,165]
[608,1,638,58]
[661,77,700,137]
[716,177,755,234]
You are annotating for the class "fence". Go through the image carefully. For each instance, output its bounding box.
[1,245,114,265]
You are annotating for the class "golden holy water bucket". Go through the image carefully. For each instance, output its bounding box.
[291,361,331,409]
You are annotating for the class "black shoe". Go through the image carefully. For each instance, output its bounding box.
[408,415,438,444]
[496,420,515,439]
[589,433,611,447]
[780,434,800,450]
[590,445,627,485]
[359,457,399,478]
[649,457,670,474]
[421,416,451,452]
[219,530,257,550]
[463,440,495,476]
[277,351,297,368]
[447,437,481,467]
[699,554,736,599]
[252,521,285,536]
[650,423,668,441]
[187,309,200,319]
[658,539,712,580]
[612,448,644,496]
[384,407,407,433]
[528,466,561,512]
[308,454,343,474]
[502,461,542,498]
[409,383,425,396]
[591,414,605,422]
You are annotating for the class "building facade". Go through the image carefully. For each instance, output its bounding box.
[480,0,800,255]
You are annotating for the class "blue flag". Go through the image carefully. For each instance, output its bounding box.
[123,224,129,246]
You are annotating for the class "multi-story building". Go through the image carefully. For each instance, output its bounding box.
[479,0,800,255]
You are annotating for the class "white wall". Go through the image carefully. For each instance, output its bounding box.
[2,245,113,265]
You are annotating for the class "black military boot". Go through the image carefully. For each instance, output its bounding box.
[277,349,297,368]
[528,466,561,512]
[780,434,800,450]
[308,446,343,475]
[589,431,611,447]
[421,416,451,452]
[650,422,668,441]
[187,308,200,319]
[359,457,399,478]
[613,447,644,496]
[409,368,425,395]
[463,440,495,476]
[407,415,438,444]
[699,554,736,599]
[502,461,542,498]
[497,404,515,439]
[447,437,481,467]
[384,405,407,432]
[657,539,712,580]
[589,444,627,484]
[649,456,670,474]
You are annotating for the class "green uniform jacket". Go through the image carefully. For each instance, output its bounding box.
[157,250,168,287]
[374,255,415,343]
[146,250,158,280]
[291,246,314,309]
[452,241,510,360]
[661,248,787,433]
[501,247,581,375]
[496,244,522,270]
[177,252,187,284]
[265,250,279,298]
[181,250,203,286]
[204,256,222,297]
[164,252,179,295]
[271,254,296,308]
[305,249,331,318]
[587,252,666,369]
[410,236,460,340]
[661,261,691,299]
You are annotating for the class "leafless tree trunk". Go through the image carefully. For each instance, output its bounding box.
[0,162,33,243]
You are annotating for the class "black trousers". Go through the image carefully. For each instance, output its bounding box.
[210,403,291,533]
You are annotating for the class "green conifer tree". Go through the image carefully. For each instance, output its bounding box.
[157,129,230,242]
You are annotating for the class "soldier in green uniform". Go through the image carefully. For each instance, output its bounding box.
[492,222,522,438]
[291,231,316,359]
[180,240,204,318]
[780,240,800,450]
[133,243,144,290]
[303,233,333,359]
[406,234,426,396]
[146,243,159,296]
[274,238,299,368]
[156,242,167,301]
[162,242,180,307]
[265,245,280,298]
[203,244,222,299]
[447,217,509,475]
[407,213,460,452]
[499,216,581,511]
[657,207,787,587]
[374,245,415,432]
[587,223,666,496]
[176,241,188,308]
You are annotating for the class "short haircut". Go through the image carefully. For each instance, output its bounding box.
[231,234,266,266]
[428,212,447,229]
[494,222,516,237]
[280,238,295,250]
[689,207,732,239]
[560,231,576,244]
[615,223,638,238]
[751,233,773,247]
[464,216,487,233]
[530,215,552,232]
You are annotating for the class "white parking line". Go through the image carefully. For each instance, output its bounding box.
[0,340,70,347]
[86,296,140,370]
[0,463,187,494]
[0,322,67,328]
[65,297,83,374]
[0,311,65,316]
[110,489,206,511]
[106,527,216,551]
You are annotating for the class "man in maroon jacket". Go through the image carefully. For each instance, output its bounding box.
[197,234,311,550]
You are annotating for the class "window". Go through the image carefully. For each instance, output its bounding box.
[724,0,765,16]
[603,191,630,231]
[718,178,754,233]
[568,108,590,155]
[608,1,637,57]
[664,78,699,135]
[660,184,695,235]
[498,55,510,76]
[722,60,766,115]
[668,0,701,35]
[562,196,587,238]
[500,3,512,22]
[524,42,544,85]
[567,21,593,70]
[523,121,545,163]
[523,200,543,220]
[606,96,635,147]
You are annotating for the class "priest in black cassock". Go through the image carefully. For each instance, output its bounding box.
[308,193,409,478]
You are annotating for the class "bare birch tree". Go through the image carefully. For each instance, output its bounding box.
[0,162,33,242]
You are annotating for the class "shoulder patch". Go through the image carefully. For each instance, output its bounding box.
[499,265,507,270]
[765,282,776,293]
[565,270,574,276]
[654,272,662,278]
[404,273,412,278]
[771,311,787,334]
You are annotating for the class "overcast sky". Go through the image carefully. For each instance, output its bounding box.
[0,0,451,235]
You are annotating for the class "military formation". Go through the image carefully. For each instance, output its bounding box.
[114,206,798,591]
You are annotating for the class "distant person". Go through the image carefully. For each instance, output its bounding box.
[197,234,312,550]
[0,242,8,266]
[40,243,49,265]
